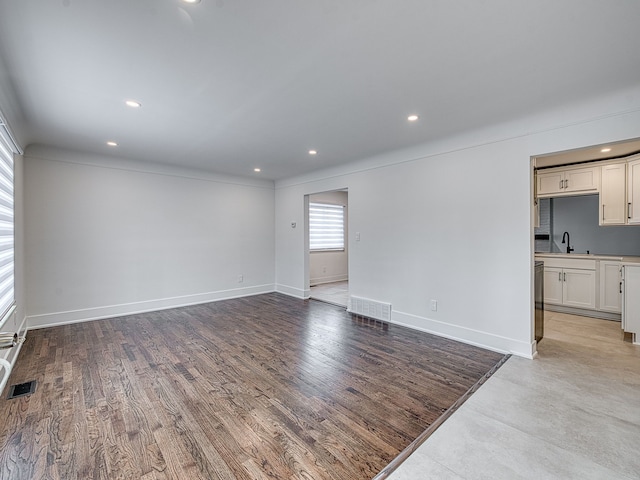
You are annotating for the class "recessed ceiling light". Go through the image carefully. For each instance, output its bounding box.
[125,100,141,108]
[308,150,317,155]
[106,141,118,147]
[181,0,201,3]
[254,168,261,172]
[407,114,419,122]
[601,147,612,153]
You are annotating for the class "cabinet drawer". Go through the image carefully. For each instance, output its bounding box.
[538,257,596,270]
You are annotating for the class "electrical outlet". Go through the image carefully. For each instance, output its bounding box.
[238,274,243,283]
[430,299,438,311]
[322,266,327,273]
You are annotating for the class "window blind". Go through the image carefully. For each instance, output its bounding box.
[309,202,344,251]
[0,133,14,323]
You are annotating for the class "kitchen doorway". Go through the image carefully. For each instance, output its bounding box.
[531,138,640,352]
[307,189,349,307]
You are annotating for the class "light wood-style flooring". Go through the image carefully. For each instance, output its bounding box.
[0,293,506,480]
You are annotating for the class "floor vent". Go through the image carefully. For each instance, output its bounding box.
[348,296,392,322]
[7,380,36,399]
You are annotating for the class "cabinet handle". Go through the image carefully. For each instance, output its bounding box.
[620,281,622,294]
[563,272,566,282]
[564,179,568,189]
[558,272,562,281]
[629,202,632,220]
[559,180,563,189]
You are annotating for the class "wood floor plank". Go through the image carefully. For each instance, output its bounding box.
[0,293,506,479]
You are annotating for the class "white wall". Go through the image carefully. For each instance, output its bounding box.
[275,85,640,358]
[24,145,276,328]
[309,190,348,285]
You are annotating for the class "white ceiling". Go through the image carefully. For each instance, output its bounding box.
[0,0,639,180]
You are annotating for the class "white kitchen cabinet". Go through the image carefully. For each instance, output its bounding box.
[628,157,640,224]
[563,269,596,309]
[543,267,564,304]
[537,170,565,197]
[599,162,627,225]
[598,154,640,226]
[622,265,640,343]
[536,166,599,198]
[543,266,596,309]
[599,261,622,313]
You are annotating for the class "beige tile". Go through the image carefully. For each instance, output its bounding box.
[387,311,640,480]
[394,407,633,480]
[310,280,348,307]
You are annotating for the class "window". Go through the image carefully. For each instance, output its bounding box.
[309,202,344,251]
[0,131,14,323]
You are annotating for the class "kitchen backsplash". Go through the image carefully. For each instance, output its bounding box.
[535,198,552,252]
[551,195,640,256]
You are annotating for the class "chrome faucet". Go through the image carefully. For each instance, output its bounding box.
[561,231,574,254]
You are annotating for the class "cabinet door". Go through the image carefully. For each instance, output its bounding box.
[543,267,563,305]
[599,163,626,225]
[564,167,599,193]
[623,265,640,339]
[537,171,564,197]
[628,158,640,224]
[563,268,596,309]
[599,261,622,313]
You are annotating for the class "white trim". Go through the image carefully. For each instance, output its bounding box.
[543,303,621,321]
[0,303,16,331]
[0,118,22,155]
[390,309,535,359]
[27,285,275,329]
[0,314,27,396]
[309,274,348,286]
[275,283,309,299]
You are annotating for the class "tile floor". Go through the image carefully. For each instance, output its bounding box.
[388,310,640,480]
[309,280,349,307]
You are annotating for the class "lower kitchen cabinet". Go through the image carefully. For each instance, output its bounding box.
[543,266,596,309]
[543,267,564,305]
[622,265,640,343]
[599,260,622,313]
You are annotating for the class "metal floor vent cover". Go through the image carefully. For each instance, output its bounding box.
[7,380,37,399]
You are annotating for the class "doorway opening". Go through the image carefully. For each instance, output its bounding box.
[531,138,640,353]
[307,189,348,307]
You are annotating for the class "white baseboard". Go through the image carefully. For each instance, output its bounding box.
[275,284,310,299]
[543,304,621,321]
[27,284,276,330]
[390,309,535,359]
[309,274,348,286]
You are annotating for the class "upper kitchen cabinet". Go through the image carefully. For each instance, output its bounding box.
[628,156,640,224]
[600,162,627,225]
[598,153,640,226]
[536,165,600,198]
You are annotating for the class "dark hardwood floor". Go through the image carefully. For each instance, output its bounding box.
[0,293,506,480]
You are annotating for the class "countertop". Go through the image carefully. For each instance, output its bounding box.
[535,252,640,264]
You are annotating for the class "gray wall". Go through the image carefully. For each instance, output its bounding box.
[275,86,640,359]
[25,145,276,328]
[551,195,640,256]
